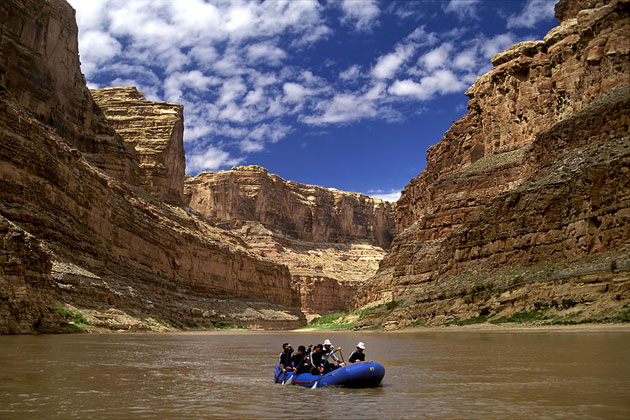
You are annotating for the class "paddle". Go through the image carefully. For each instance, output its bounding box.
[338,347,346,365]
[279,348,293,384]
[311,347,342,389]
[284,345,312,385]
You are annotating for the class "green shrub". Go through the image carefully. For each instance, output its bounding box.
[444,316,488,326]
[471,282,495,295]
[491,310,546,324]
[309,312,344,325]
[385,300,400,311]
[213,320,235,329]
[55,306,88,325]
[303,323,355,330]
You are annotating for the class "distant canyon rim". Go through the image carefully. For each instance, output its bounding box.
[0,0,628,334]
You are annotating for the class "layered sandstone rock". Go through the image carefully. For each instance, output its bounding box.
[554,0,611,22]
[91,87,186,204]
[0,216,61,333]
[353,0,630,327]
[187,165,395,248]
[0,0,304,333]
[0,0,139,184]
[186,166,396,316]
[396,0,629,232]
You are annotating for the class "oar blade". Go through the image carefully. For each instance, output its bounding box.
[283,373,295,385]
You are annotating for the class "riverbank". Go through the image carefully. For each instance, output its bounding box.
[19,321,630,335]
[292,322,630,334]
[390,323,630,334]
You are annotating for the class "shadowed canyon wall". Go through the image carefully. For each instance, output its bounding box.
[353,0,630,328]
[186,166,396,317]
[0,0,304,333]
[0,0,139,185]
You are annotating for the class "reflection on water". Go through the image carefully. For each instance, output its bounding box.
[1,331,629,418]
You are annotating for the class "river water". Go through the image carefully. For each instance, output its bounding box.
[1,330,629,419]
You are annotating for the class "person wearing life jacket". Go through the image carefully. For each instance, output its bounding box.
[322,339,344,373]
[349,342,366,363]
[310,344,325,374]
[291,345,312,374]
[278,343,293,374]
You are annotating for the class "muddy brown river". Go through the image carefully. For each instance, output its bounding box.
[1,330,629,419]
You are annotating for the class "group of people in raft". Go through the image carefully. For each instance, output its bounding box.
[278,339,366,377]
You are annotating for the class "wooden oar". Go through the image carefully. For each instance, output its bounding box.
[338,347,346,364]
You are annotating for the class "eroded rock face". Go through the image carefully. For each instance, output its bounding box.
[353,0,630,326]
[0,0,139,185]
[0,0,304,333]
[292,275,359,320]
[0,216,61,334]
[186,166,396,315]
[187,166,395,248]
[397,0,629,233]
[91,87,186,205]
[554,0,611,22]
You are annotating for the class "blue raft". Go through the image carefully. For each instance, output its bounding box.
[274,361,385,388]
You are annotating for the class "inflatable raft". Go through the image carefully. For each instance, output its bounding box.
[274,361,385,388]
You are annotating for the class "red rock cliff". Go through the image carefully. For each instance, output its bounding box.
[0,0,139,184]
[186,166,396,316]
[187,165,395,249]
[0,0,304,333]
[352,0,630,328]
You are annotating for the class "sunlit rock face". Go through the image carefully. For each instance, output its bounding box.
[0,0,305,333]
[91,87,186,205]
[186,166,397,316]
[352,0,630,329]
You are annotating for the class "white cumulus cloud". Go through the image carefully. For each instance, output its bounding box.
[367,189,401,202]
[372,44,415,79]
[339,0,380,31]
[186,146,243,173]
[443,0,480,20]
[507,0,557,29]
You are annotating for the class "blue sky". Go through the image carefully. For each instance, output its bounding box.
[69,0,559,201]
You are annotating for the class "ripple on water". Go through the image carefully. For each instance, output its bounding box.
[0,332,629,419]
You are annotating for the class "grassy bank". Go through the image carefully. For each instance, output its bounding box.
[298,300,402,331]
[442,308,630,327]
[297,299,630,331]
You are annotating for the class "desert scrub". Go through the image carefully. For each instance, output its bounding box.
[385,300,400,311]
[305,312,354,330]
[443,316,488,327]
[303,323,355,330]
[490,310,547,324]
[310,312,345,325]
[55,305,89,325]
[547,311,583,325]
[213,320,236,329]
[471,282,495,295]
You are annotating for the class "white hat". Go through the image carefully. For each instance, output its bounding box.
[357,342,365,350]
[323,339,332,346]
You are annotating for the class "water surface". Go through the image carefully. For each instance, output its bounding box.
[1,330,629,418]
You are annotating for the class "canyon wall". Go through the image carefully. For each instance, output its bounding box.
[353,0,630,328]
[0,0,304,333]
[187,166,395,249]
[0,0,139,185]
[186,166,396,316]
[91,87,186,205]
